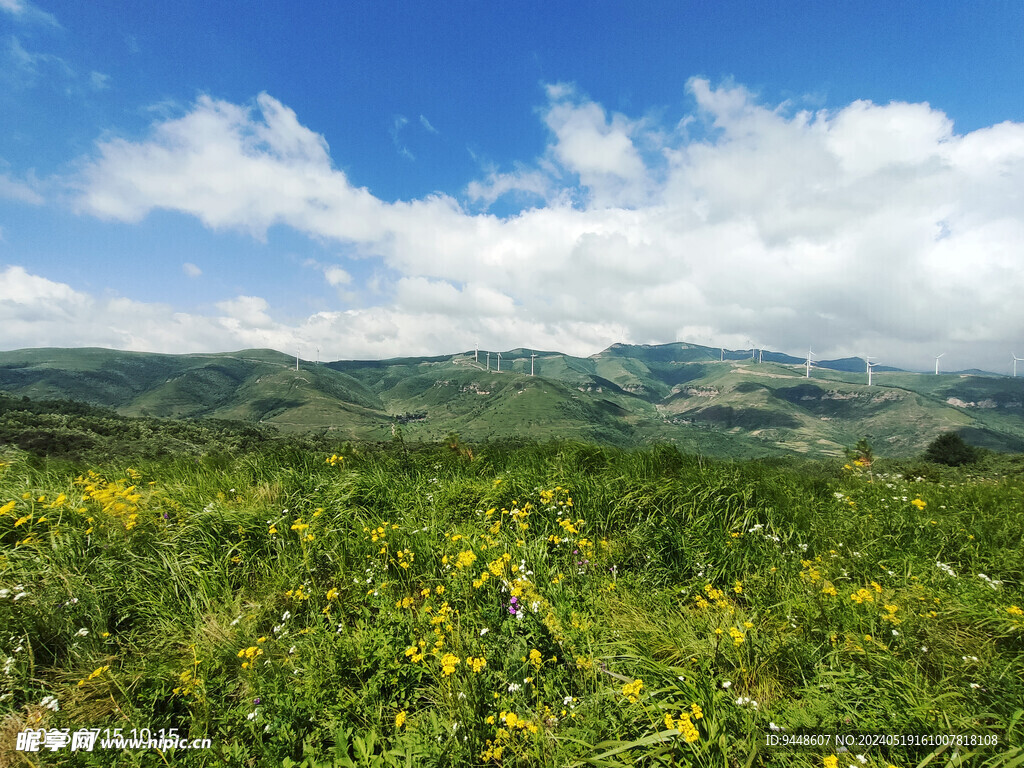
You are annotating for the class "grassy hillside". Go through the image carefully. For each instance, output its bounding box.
[4,346,1024,459]
[1,437,1022,767]
[0,348,392,438]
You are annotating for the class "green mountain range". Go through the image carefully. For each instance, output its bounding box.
[3,343,1024,458]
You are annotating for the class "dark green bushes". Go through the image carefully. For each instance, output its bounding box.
[924,431,979,466]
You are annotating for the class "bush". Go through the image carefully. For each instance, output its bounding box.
[924,431,978,466]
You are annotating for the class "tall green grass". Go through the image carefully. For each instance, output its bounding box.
[1,442,1022,767]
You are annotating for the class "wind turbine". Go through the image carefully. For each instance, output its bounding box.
[804,348,814,378]
[496,352,502,373]
[748,340,756,360]
[720,347,725,362]
[863,355,879,386]
[531,353,537,376]
[316,346,320,366]
[1014,354,1023,377]
[295,348,300,372]
[475,344,478,363]
[934,353,944,375]
[758,347,764,364]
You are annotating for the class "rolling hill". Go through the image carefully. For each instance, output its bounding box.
[3,343,1024,457]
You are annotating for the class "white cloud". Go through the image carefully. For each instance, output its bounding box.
[0,0,60,27]
[215,295,275,329]
[0,170,44,204]
[419,114,438,134]
[394,277,515,317]
[89,71,110,91]
[0,265,594,358]
[48,80,1024,372]
[5,36,73,86]
[390,115,413,160]
[541,83,649,206]
[182,262,202,278]
[323,266,351,286]
[78,93,388,242]
[466,164,556,206]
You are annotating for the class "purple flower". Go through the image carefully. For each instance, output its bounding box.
[254,697,261,704]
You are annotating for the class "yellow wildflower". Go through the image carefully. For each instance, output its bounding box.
[621,678,644,703]
[237,646,263,669]
[440,654,460,676]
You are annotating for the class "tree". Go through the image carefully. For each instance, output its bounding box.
[924,432,977,466]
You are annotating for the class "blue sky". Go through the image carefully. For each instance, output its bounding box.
[2,1,1024,373]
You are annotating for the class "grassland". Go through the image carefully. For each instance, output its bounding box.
[2,430,1022,767]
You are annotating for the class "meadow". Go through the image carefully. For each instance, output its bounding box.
[1,433,1023,767]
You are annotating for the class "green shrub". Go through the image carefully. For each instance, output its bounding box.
[924,431,978,466]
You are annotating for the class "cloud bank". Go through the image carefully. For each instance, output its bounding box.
[6,79,1024,371]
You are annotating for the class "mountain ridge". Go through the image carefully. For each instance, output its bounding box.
[3,343,1023,458]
